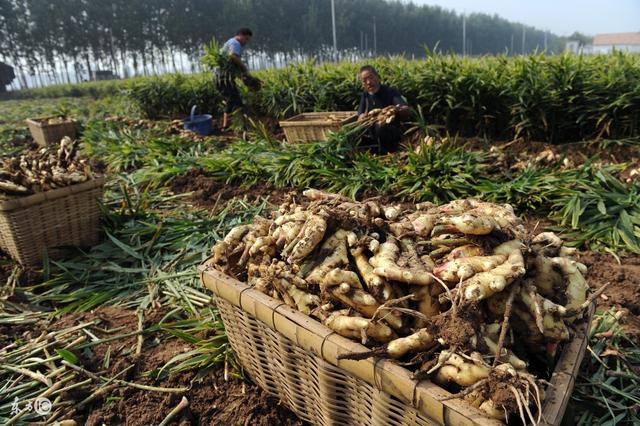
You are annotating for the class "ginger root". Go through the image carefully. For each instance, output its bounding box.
[370,239,433,286]
[306,230,351,284]
[285,213,328,263]
[435,351,491,387]
[386,328,436,358]
[463,240,525,301]
[324,309,396,343]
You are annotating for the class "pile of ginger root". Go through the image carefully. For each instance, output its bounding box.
[209,189,599,423]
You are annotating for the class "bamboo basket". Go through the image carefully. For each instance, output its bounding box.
[200,262,592,426]
[26,117,77,147]
[280,112,357,143]
[0,178,105,267]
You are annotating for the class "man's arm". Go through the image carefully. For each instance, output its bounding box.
[230,54,249,75]
[357,93,367,120]
[390,88,407,107]
[390,90,411,119]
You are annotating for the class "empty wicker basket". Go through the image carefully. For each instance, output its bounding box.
[280,111,357,143]
[0,178,105,267]
[200,262,591,426]
[26,117,77,147]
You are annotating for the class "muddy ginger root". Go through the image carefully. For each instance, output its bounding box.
[302,188,349,202]
[324,309,396,343]
[285,213,328,263]
[529,254,563,297]
[411,214,436,237]
[433,254,508,283]
[439,213,498,235]
[412,285,440,319]
[248,236,276,257]
[320,268,363,292]
[383,205,402,220]
[386,328,436,358]
[305,230,351,284]
[370,239,433,286]
[351,246,394,302]
[274,208,307,225]
[514,307,569,342]
[464,390,505,419]
[551,257,589,314]
[328,285,380,318]
[482,336,527,370]
[211,224,251,263]
[272,220,305,249]
[435,351,491,387]
[463,240,525,301]
[445,244,484,260]
[275,278,320,315]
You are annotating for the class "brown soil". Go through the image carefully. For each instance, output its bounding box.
[577,251,640,336]
[6,305,304,426]
[487,369,523,415]
[85,355,304,426]
[431,308,481,350]
[170,169,292,210]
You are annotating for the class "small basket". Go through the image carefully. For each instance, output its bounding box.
[0,178,105,267]
[280,111,357,143]
[26,117,77,147]
[200,263,592,426]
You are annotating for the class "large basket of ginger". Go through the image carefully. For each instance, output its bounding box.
[200,189,594,426]
[0,137,104,267]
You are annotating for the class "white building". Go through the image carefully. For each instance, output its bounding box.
[591,32,640,53]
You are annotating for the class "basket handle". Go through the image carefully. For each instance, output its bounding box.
[190,105,198,122]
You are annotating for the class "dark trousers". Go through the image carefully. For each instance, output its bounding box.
[362,123,402,154]
[216,76,243,114]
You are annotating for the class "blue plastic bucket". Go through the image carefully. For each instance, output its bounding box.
[184,105,212,136]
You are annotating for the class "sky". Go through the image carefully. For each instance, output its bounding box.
[410,0,640,36]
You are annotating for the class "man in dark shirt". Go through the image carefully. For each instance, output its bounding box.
[357,65,410,154]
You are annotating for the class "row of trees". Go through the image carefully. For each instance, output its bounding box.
[0,0,564,89]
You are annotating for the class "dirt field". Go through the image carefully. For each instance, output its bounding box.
[6,306,304,425]
[1,106,638,424]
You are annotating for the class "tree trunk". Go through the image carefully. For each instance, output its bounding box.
[170,49,177,73]
[35,64,44,87]
[149,48,157,74]
[120,50,128,78]
[178,50,185,73]
[61,61,68,85]
[141,52,148,76]
[85,54,93,82]
[162,49,169,73]
[14,58,24,88]
[52,67,60,85]
[62,56,71,84]
[132,53,139,76]
[16,61,28,89]
[73,60,80,84]
[111,49,119,76]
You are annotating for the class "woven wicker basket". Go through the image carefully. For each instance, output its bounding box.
[0,178,105,267]
[200,263,591,426]
[280,112,357,143]
[26,117,77,147]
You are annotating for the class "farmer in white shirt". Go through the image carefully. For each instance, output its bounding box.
[216,28,255,131]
